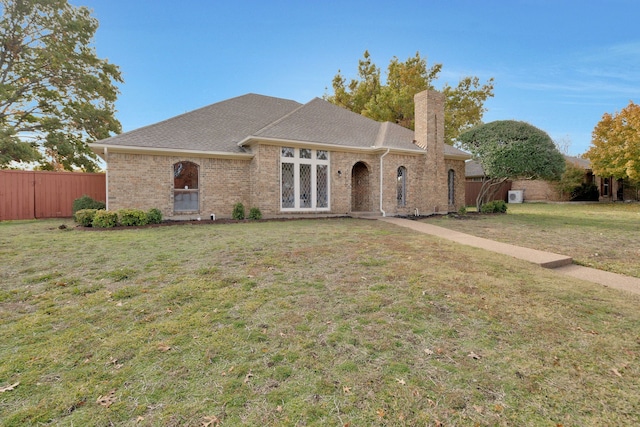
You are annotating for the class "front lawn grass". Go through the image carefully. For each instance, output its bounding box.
[429,202,640,278]
[1,218,639,426]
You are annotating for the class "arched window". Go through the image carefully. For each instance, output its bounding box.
[448,169,455,205]
[173,161,199,212]
[397,166,407,207]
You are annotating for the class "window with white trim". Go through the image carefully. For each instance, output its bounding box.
[173,161,199,212]
[281,147,330,211]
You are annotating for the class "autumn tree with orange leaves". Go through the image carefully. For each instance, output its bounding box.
[586,101,640,181]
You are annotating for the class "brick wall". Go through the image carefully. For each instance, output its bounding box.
[511,179,561,201]
[107,152,251,218]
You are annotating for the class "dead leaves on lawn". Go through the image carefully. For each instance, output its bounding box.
[96,389,117,408]
[0,382,19,392]
[201,415,221,426]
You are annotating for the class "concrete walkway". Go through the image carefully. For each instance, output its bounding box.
[379,217,640,295]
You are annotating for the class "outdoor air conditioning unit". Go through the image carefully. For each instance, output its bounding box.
[508,190,524,203]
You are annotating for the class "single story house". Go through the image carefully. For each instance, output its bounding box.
[90,90,470,219]
[465,156,638,202]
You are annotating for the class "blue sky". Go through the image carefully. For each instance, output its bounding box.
[75,0,640,156]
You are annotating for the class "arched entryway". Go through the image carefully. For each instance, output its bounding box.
[351,162,371,212]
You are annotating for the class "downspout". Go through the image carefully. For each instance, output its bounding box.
[379,148,390,217]
[104,147,109,211]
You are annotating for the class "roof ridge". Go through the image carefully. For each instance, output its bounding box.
[373,122,392,147]
[252,98,316,137]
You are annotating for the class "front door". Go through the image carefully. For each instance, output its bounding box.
[351,162,370,211]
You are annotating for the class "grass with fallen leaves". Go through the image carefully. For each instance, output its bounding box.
[1,218,639,426]
[427,202,640,278]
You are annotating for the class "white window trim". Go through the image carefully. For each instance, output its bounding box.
[280,147,330,212]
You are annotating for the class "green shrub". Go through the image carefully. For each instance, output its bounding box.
[232,202,245,220]
[118,208,148,226]
[72,195,105,214]
[480,200,508,214]
[147,208,163,224]
[92,210,119,228]
[571,183,600,201]
[248,207,262,220]
[74,209,98,227]
[457,206,467,215]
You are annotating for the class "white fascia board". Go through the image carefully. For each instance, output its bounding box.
[89,143,254,160]
[445,153,473,161]
[238,136,427,156]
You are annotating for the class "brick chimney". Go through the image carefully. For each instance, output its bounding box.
[414,90,448,213]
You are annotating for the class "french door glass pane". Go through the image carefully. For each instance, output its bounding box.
[317,165,328,207]
[300,164,311,207]
[282,163,295,208]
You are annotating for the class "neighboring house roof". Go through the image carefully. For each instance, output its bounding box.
[91,93,470,159]
[565,155,591,169]
[465,160,485,178]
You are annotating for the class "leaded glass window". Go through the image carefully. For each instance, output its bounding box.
[397,166,407,207]
[317,165,328,207]
[282,147,294,158]
[281,163,295,208]
[280,147,330,211]
[448,169,455,205]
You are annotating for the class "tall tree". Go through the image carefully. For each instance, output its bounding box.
[458,120,565,210]
[325,51,494,145]
[0,0,122,171]
[586,101,640,181]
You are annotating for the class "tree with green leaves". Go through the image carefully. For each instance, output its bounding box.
[555,159,587,200]
[457,120,565,210]
[325,51,494,145]
[0,0,122,171]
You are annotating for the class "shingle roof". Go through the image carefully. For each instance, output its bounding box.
[92,93,470,159]
[93,94,302,153]
[465,160,485,178]
[566,155,591,169]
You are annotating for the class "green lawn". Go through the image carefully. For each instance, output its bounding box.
[426,202,640,278]
[1,217,639,426]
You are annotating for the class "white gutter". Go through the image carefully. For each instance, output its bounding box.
[379,148,390,217]
[104,146,109,211]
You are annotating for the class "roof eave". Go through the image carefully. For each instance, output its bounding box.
[89,143,254,160]
[238,136,428,155]
[445,153,473,161]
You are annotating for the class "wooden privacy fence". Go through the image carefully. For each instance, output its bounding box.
[465,180,512,206]
[0,170,105,220]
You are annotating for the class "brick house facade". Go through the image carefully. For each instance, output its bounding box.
[91,90,470,219]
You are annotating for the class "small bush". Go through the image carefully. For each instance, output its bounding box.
[74,209,98,227]
[232,203,245,220]
[72,195,105,214]
[571,183,600,201]
[248,207,262,220]
[457,206,467,215]
[480,200,508,214]
[147,208,163,224]
[118,208,148,226]
[92,210,119,228]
